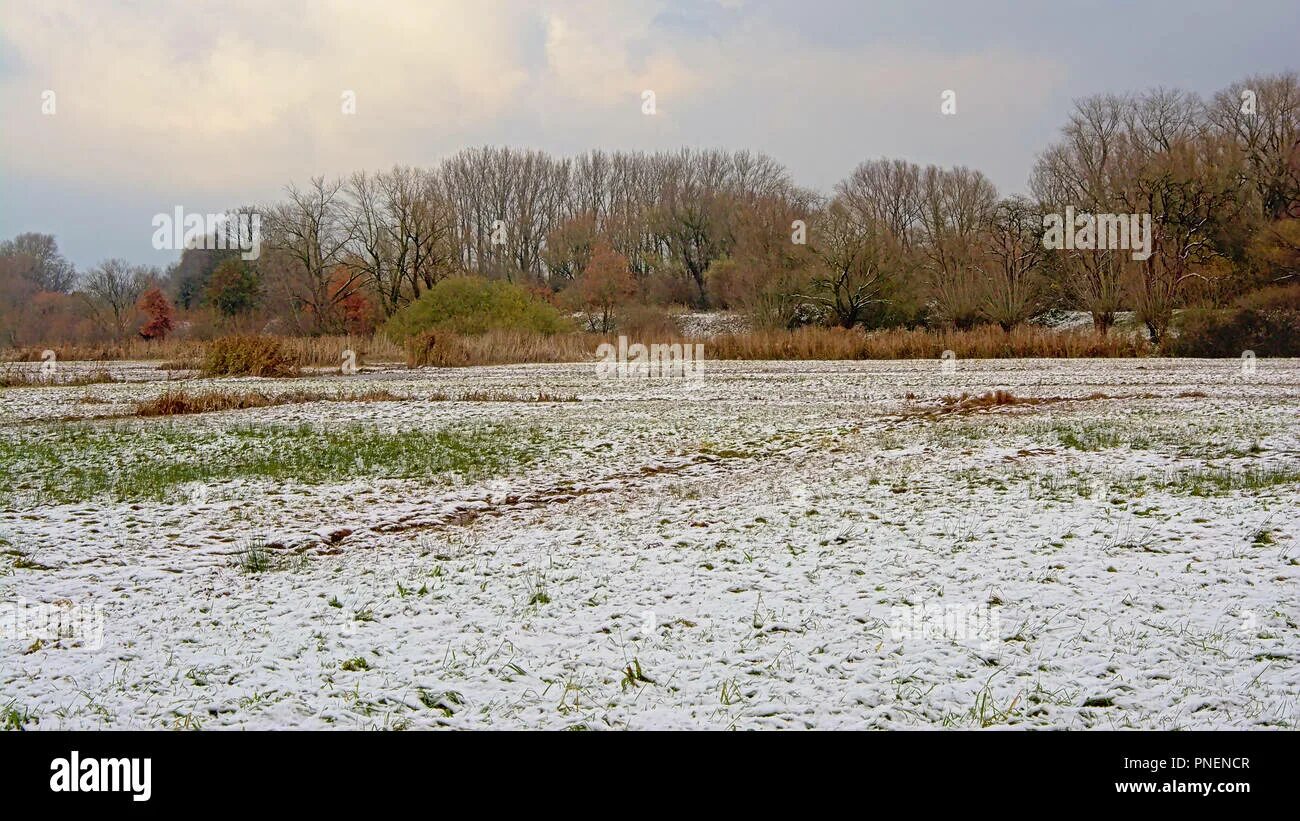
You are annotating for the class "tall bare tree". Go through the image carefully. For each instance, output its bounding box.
[263,177,357,334]
[1031,94,1133,332]
[979,197,1046,331]
[1207,72,1300,220]
[917,165,998,329]
[1115,117,1246,343]
[800,200,897,328]
[836,158,922,249]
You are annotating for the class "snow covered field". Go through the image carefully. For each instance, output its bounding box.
[1,358,1297,729]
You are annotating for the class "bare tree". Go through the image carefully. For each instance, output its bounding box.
[262,177,358,334]
[0,232,77,292]
[342,166,455,316]
[542,212,598,287]
[836,158,922,249]
[1206,72,1300,220]
[1115,121,1246,343]
[82,258,151,339]
[979,197,1045,330]
[800,200,896,328]
[1030,94,1132,332]
[917,165,998,329]
[346,170,402,316]
[654,150,734,306]
[398,167,458,298]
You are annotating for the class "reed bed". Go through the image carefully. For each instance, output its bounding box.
[3,325,1153,373]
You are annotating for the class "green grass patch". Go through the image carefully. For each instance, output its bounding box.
[1054,422,1132,451]
[0,421,549,506]
[1162,466,1300,497]
[1028,413,1281,458]
[234,539,277,574]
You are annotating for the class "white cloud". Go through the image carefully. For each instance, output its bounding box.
[0,0,1066,201]
[1,0,534,191]
[540,4,711,110]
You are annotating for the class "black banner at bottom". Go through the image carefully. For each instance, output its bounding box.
[0,730,1286,809]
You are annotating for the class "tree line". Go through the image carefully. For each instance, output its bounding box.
[1,72,1296,348]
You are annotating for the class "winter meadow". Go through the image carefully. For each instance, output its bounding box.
[0,1,1296,731]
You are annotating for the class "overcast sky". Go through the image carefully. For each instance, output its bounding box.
[2,0,1297,270]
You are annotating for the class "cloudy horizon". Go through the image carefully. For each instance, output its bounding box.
[2,0,1297,270]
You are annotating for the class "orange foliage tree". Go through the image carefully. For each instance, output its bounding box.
[564,241,636,332]
[137,287,175,340]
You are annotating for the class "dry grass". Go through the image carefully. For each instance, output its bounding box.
[136,387,406,416]
[0,365,119,388]
[405,329,593,367]
[408,324,1150,367]
[200,335,298,378]
[404,325,1149,369]
[136,385,578,416]
[919,390,1118,417]
[156,359,201,371]
[281,335,404,367]
[4,324,1152,373]
[2,334,405,368]
[707,325,1151,360]
[432,389,580,402]
[0,338,205,363]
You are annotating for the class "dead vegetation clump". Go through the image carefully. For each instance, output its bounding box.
[135,385,575,416]
[939,389,1028,411]
[0,365,119,388]
[435,389,580,402]
[136,387,406,416]
[922,390,1117,417]
[200,335,298,378]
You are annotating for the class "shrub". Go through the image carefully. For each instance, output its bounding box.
[638,269,698,307]
[1166,284,1300,357]
[200,335,297,377]
[384,276,571,342]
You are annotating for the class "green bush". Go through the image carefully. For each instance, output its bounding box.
[384,276,571,341]
[1166,284,1300,357]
